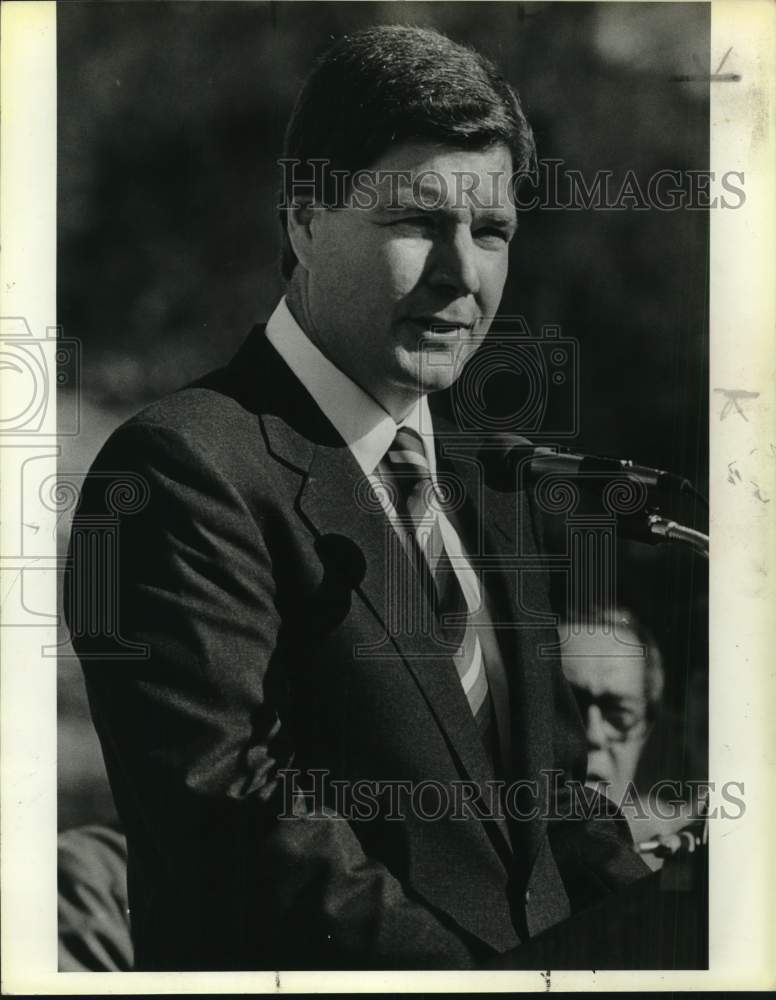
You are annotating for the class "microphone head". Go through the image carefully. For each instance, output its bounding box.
[477,434,536,492]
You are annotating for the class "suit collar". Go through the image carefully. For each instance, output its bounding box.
[266,297,397,475]
[266,296,444,479]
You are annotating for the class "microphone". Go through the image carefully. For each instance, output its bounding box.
[479,435,695,503]
[308,533,367,634]
[315,533,367,589]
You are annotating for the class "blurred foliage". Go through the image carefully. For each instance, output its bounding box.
[57,1,709,829]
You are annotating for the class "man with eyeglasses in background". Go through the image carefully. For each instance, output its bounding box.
[560,606,702,870]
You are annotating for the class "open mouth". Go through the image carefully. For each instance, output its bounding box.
[410,317,473,337]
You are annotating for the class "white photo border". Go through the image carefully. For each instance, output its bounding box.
[1,0,774,992]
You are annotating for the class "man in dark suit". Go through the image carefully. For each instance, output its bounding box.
[65,25,648,971]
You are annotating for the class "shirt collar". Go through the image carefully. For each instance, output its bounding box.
[265,297,436,477]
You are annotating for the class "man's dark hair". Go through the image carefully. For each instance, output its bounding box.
[278,24,536,280]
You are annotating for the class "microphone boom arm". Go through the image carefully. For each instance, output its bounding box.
[646,514,709,559]
[476,437,709,559]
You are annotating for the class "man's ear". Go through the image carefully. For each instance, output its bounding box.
[286,202,319,272]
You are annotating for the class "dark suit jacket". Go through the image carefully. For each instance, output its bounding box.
[65,325,648,971]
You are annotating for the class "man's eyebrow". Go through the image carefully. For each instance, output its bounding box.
[375,199,517,226]
[375,184,448,210]
[376,198,432,212]
[477,210,518,229]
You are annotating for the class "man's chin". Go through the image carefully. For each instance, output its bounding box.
[585,774,616,796]
[413,372,461,399]
[394,347,474,396]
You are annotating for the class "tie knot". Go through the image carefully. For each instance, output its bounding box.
[387,426,431,479]
[384,426,435,519]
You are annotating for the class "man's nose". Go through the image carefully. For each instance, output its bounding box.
[429,227,480,296]
[584,704,609,750]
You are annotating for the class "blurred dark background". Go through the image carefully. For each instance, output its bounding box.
[57,1,709,830]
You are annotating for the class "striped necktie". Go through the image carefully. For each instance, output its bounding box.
[383,426,493,745]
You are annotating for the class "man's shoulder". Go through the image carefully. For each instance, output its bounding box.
[118,379,256,452]
[90,323,332,486]
[89,326,278,473]
[125,323,271,432]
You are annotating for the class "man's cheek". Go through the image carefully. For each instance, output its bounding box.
[611,744,641,783]
[485,267,509,309]
[384,242,429,288]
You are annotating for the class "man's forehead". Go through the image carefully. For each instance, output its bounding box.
[366,140,516,213]
[562,630,649,695]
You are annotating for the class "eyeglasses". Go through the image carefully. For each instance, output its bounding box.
[569,687,651,743]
